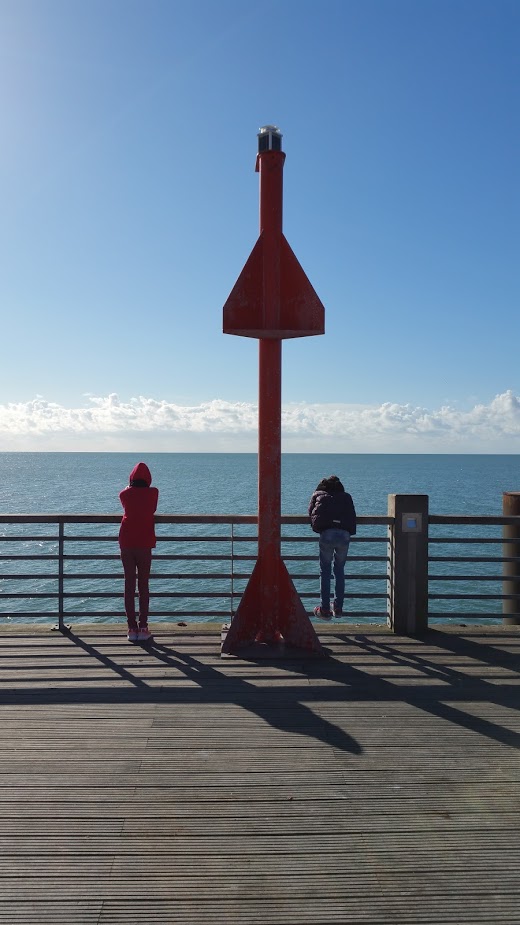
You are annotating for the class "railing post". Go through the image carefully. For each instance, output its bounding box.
[387,494,429,635]
[58,520,64,631]
[230,522,235,619]
[502,492,520,626]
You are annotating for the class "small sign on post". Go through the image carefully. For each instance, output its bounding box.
[402,513,423,533]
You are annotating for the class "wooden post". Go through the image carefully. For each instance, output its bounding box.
[387,494,429,635]
[503,492,520,626]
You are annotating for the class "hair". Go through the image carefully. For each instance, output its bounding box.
[316,474,345,493]
[130,478,149,488]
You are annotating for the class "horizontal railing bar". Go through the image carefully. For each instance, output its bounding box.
[429,575,504,581]
[283,554,389,561]
[0,611,234,619]
[35,571,388,582]
[415,611,518,619]
[429,515,520,525]
[0,552,390,564]
[62,554,238,561]
[281,536,388,543]
[0,612,59,618]
[301,516,392,525]
[0,590,390,601]
[0,592,235,600]
[66,573,239,581]
[0,513,394,525]
[294,574,388,582]
[0,570,389,581]
[0,591,61,600]
[430,556,520,563]
[4,512,519,525]
[0,556,58,561]
[0,534,255,544]
[0,515,254,525]
[0,610,390,619]
[65,536,231,543]
[429,537,515,544]
[429,593,518,600]
[0,533,388,542]
[0,532,389,544]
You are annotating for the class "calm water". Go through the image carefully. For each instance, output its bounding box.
[0,452,518,516]
[0,453,518,625]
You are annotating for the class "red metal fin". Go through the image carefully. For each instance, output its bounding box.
[278,235,325,338]
[222,235,265,338]
[220,559,271,652]
[275,560,323,651]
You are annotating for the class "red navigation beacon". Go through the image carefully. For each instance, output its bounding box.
[222,126,325,657]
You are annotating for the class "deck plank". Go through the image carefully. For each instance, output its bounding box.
[0,624,519,923]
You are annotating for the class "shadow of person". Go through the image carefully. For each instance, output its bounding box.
[150,641,362,755]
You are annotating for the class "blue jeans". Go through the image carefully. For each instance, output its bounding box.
[318,528,350,611]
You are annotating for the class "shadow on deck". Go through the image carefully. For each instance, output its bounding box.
[0,624,519,923]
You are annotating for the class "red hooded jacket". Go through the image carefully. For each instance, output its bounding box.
[118,462,159,549]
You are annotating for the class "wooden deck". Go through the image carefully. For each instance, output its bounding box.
[0,623,519,924]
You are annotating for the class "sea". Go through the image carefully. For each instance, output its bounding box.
[0,452,519,626]
[1,452,518,517]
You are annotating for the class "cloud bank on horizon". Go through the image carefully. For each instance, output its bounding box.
[0,391,519,453]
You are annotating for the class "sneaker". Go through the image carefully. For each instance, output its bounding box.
[127,627,139,642]
[137,625,153,642]
[313,606,332,621]
[332,602,343,617]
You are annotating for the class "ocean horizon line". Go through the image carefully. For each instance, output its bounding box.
[1,450,519,457]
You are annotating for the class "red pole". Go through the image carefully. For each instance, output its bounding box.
[258,338,282,562]
[221,126,324,656]
[257,338,281,640]
[257,149,284,638]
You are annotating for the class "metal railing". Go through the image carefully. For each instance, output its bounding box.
[0,514,390,630]
[428,515,520,622]
[0,509,519,632]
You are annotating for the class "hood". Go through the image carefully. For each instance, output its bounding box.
[317,475,344,494]
[129,462,152,486]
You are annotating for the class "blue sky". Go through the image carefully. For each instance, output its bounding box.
[1,0,518,451]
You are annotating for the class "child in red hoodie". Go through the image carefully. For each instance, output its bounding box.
[119,462,159,642]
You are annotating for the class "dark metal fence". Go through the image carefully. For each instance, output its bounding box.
[0,508,519,632]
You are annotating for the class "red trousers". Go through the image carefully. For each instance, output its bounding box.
[120,547,152,627]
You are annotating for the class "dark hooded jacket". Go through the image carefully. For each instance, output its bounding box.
[308,476,357,535]
[119,462,159,548]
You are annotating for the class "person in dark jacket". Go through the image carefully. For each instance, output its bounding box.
[308,474,357,619]
[119,462,159,642]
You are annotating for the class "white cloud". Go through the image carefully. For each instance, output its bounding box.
[0,391,519,452]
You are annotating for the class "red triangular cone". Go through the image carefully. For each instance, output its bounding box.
[221,555,323,655]
[223,234,325,340]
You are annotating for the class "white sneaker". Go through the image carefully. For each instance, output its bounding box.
[137,625,153,642]
[127,628,139,642]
